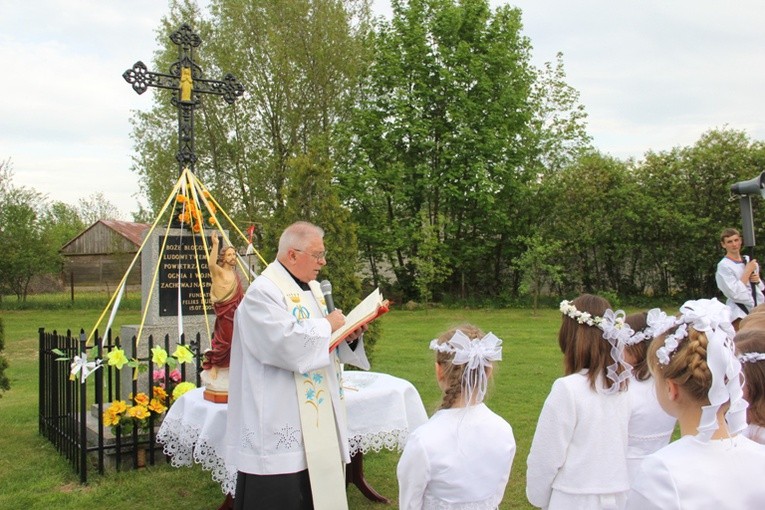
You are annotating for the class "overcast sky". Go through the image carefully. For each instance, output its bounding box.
[1,1,763,219]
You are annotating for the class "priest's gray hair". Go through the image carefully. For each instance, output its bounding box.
[277,221,325,257]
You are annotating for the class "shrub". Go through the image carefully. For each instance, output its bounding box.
[0,318,9,396]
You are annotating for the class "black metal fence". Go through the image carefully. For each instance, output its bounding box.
[38,328,202,483]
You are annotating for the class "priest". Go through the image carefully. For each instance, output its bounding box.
[225,221,369,510]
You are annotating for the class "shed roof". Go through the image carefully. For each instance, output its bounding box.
[100,220,150,246]
[60,219,150,252]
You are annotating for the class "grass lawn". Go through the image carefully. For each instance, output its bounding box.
[0,303,609,509]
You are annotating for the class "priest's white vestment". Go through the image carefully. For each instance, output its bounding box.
[225,262,370,479]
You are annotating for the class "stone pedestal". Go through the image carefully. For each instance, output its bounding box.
[118,228,217,399]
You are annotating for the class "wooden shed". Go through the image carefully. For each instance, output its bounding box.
[60,220,150,288]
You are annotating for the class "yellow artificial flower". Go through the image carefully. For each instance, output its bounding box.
[103,408,121,427]
[106,348,129,370]
[128,405,150,420]
[172,382,196,401]
[148,398,167,415]
[153,386,168,400]
[109,400,128,414]
[173,345,194,364]
[133,392,150,407]
[151,346,168,366]
[208,216,217,226]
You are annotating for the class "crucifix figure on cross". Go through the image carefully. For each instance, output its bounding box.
[123,23,245,175]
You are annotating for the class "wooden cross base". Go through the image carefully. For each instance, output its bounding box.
[203,389,229,404]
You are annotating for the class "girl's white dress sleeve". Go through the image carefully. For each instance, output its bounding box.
[626,451,679,510]
[526,378,577,508]
[397,433,430,510]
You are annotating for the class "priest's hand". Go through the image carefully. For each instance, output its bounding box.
[326,310,346,332]
[345,324,368,343]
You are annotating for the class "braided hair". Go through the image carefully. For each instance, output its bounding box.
[648,326,713,403]
[433,324,489,410]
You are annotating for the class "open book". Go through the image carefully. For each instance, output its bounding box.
[329,288,390,351]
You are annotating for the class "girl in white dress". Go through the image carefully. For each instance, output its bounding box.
[734,328,765,444]
[623,310,676,485]
[526,294,632,510]
[627,299,765,510]
[397,324,516,510]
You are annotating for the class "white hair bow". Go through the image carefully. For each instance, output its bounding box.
[676,298,746,440]
[630,308,678,346]
[430,330,502,404]
[596,309,633,393]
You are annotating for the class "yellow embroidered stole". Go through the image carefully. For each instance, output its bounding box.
[261,263,348,510]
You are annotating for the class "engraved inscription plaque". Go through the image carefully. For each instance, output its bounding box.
[158,236,213,316]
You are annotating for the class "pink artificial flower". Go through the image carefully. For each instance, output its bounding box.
[153,368,166,383]
[169,369,182,382]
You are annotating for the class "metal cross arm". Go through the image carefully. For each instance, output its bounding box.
[122,61,244,105]
[122,23,245,174]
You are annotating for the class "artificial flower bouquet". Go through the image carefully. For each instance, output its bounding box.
[103,386,168,435]
[102,343,197,434]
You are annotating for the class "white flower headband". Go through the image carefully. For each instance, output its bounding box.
[656,323,687,365]
[429,330,502,404]
[560,300,632,393]
[738,352,765,364]
[560,300,605,326]
[658,298,745,440]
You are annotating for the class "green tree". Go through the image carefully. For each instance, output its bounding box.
[537,151,640,295]
[0,161,88,301]
[130,0,370,255]
[0,160,49,301]
[339,0,543,301]
[526,52,592,176]
[410,211,451,304]
[513,233,563,313]
[633,128,765,299]
[40,201,86,277]
[76,192,123,224]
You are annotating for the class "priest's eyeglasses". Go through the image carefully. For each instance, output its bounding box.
[294,249,327,261]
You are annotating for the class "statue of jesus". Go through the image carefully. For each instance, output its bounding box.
[201,231,244,402]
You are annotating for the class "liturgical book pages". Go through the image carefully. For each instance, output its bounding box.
[329,288,389,351]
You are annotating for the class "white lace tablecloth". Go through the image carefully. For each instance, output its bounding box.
[157,371,428,495]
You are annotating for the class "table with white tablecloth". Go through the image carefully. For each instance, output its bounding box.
[157,370,429,502]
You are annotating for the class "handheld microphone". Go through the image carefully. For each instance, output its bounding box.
[320,279,335,312]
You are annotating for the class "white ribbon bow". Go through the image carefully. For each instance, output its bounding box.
[630,308,678,346]
[598,309,633,394]
[677,298,746,440]
[69,352,103,383]
[430,330,503,404]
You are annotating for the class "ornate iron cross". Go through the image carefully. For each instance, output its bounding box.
[123,23,244,174]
